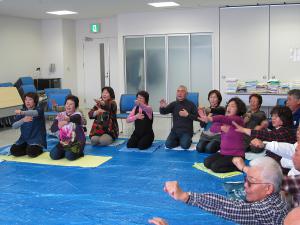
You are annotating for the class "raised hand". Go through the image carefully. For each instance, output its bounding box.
[135,99,140,106]
[221,125,230,133]
[198,107,206,118]
[15,109,23,115]
[179,109,188,117]
[244,113,251,124]
[94,98,105,107]
[62,115,70,122]
[232,121,250,135]
[199,114,211,123]
[136,112,145,120]
[159,99,167,108]
[164,181,189,202]
[148,217,168,225]
[96,108,105,115]
[23,116,33,123]
[58,120,68,129]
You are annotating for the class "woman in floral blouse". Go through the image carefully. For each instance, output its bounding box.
[88,87,119,146]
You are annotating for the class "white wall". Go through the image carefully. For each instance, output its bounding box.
[0,15,42,83]
[76,17,118,105]
[41,19,63,79]
[75,8,220,105]
[117,8,220,98]
[62,19,77,93]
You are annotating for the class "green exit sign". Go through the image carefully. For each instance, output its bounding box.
[90,23,100,33]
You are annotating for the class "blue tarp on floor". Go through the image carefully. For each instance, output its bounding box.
[0,140,242,225]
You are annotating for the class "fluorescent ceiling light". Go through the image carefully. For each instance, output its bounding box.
[148,2,180,7]
[46,10,78,15]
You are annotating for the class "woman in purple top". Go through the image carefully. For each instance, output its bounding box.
[198,97,247,173]
[50,95,86,161]
[126,91,154,150]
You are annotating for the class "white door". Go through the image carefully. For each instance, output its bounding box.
[83,38,110,108]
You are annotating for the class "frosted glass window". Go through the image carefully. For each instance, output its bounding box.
[124,34,213,111]
[125,37,144,94]
[168,36,189,102]
[191,34,212,107]
[145,37,166,111]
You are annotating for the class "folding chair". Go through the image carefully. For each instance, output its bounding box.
[116,94,136,132]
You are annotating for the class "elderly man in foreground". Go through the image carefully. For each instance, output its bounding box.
[149,157,288,225]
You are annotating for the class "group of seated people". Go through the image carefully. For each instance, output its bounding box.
[148,87,300,225]
[9,85,300,225]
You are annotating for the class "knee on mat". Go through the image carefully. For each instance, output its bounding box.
[205,141,220,154]
[127,141,137,148]
[180,141,191,149]
[165,141,176,149]
[203,158,211,169]
[50,148,61,160]
[27,146,43,158]
[137,142,151,150]
[10,144,21,156]
[210,164,222,173]
[196,140,208,153]
[90,136,100,146]
[10,145,24,156]
[65,152,80,161]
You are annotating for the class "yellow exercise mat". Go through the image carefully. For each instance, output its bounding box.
[0,152,112,168]
[193,162,242,179]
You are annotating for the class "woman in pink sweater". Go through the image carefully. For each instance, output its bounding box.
[126,91,154,150]
[198,97,247,173]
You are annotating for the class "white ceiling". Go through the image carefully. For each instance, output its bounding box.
[0,0,299,19]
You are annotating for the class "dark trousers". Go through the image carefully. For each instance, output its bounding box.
[50,143,82,161]
[196,139,220,154]
[204,152,239,173]
[196,133,220,154]
[165,131,192,149]
[127,133,154,150]
[10,143,43,158]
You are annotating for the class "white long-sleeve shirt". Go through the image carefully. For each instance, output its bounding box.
[265,141,300,176]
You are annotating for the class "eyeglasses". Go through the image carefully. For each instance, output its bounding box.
[244,176,271,188]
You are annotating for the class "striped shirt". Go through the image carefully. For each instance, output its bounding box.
[187,192,288,225]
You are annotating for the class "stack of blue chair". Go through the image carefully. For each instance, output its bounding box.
[15,76,34,87]
[20,84,37,94]
[15,76,37,96]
